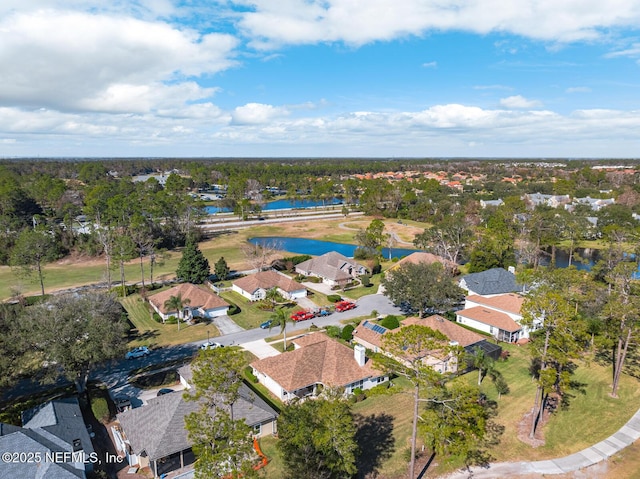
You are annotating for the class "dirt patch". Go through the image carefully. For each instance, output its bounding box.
[517,407,547,448]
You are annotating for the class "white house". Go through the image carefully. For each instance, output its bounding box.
[231,270,307,301]
[251,333,387,402]
[455,293,539,343]
[148,283,229,321]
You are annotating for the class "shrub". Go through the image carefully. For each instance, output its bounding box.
[284,254,312,265]
[361,274,371,287]
[380,315,400,330]
[341,324,354,341]
[354,247,377,260]
[351,387,366,402]
[326,326,342,338]
[152,312,163,323]
[90,397,110,423]
[327,294,342,303]
[245,366,258,383]
[294,274,306,282]
[228,304,240,315]
[366,382,392,396]
[371,261,382,275]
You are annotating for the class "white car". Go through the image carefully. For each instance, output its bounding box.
[200,341,223,350]
[125,346,150,359]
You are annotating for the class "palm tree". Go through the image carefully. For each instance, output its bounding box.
[471,347,495,386]
[269,306,293,351]
[164,293,191,331]
[265,287,283,309]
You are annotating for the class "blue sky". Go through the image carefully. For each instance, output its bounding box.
[1,1,640,158]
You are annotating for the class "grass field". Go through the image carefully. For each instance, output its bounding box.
[0,215,424,301]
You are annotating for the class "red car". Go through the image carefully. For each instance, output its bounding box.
[290,310,315,321]
[335,301,356,312]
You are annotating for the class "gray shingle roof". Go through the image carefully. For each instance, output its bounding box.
[460,268,522,296]
[0,431,84,479]
[117,383,277,462]
[22,397,94,456]
[295,251,366,282]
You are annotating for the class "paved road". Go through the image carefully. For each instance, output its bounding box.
[0,293,402,402]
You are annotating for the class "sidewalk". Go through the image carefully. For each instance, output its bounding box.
[440,409,640,478]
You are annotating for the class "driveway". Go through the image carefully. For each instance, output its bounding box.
[210,314,244,335]
[242,339,280,359]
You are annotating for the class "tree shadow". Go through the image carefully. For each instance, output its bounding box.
[354,413,395,479]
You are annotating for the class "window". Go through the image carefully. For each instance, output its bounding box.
[253,423,262,436]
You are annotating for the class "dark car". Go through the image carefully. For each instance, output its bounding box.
[260,320,273,329]
[157,388,174,397]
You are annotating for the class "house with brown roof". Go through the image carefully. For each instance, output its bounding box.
[232,270,306,301]
[387,252,458,274]
[455,293,539,342]
[148,283,229,322]
[295,251,368,287]
[352,315,499,374]
[250,333,387,402]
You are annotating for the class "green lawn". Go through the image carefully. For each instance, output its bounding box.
[121,293,221,348]
[455,344,640,463]
[340,275,381,300]
[219,291,282,329]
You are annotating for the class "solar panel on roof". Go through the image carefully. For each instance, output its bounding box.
[363,320,387,335]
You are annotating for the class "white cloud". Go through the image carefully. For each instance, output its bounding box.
[422,61,437,68]
[0,10,238,113]
[231,103,290,124]
[566,86,592,93]
[605,42,640,58]
[234,0,640,48]
[2,103,640,157]
[499,95,543,109]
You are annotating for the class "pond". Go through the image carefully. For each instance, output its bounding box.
[248,236,421,259]
[205,197,343,214]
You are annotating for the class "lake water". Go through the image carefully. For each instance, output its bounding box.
[205,197,343,214]
[248,236,420,259]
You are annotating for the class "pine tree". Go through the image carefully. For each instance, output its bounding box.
[176,240,210,284]
[214,256,230,281]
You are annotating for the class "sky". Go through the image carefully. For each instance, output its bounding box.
[1,1,640,158]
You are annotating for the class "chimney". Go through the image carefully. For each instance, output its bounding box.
[354,344,366,367]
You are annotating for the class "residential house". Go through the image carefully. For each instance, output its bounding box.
[148,283,229,322]
[352,315,501,375]
[567,196,615,212]
[459,267,524,297]
[251,333,387,401]
[232,270,306,301]
[0,398,95,479]
[387,252,458,274]
[114,378,277,478]
[295,251,368,287]
[480,199,504,208]
[524,192,571,209]
[456,293,538,343]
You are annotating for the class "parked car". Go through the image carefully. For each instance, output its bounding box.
[260,319,273,329]
[314,308,331,317]
[125,346,150,359]
[200,341,223,350]
[290,310,315,322]
[335,301,356,312]
[157,388,174,396]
